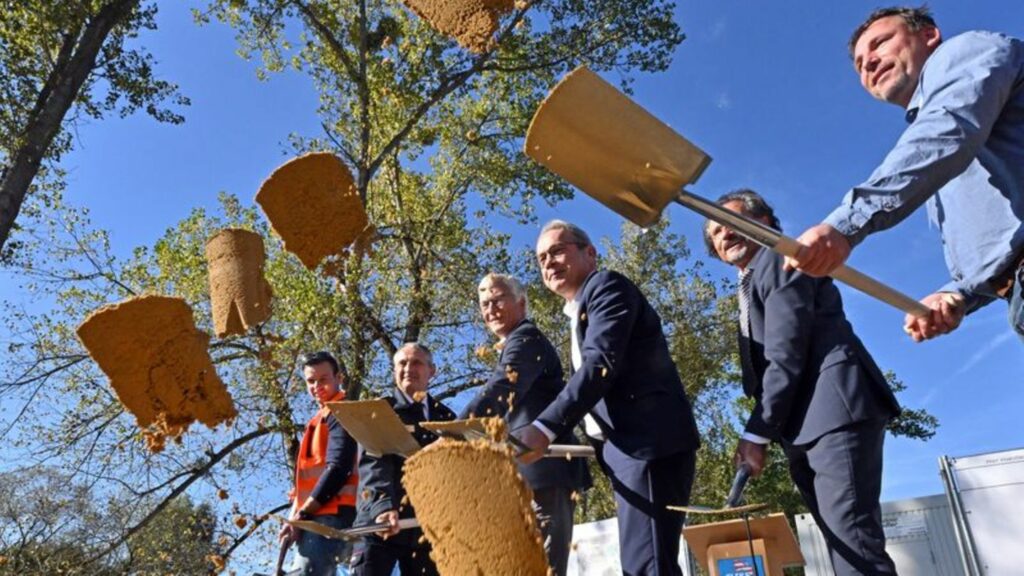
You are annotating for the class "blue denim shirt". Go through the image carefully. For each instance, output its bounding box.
[825,31,1024,312]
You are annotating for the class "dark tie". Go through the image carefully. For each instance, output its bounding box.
[738,268,757,382]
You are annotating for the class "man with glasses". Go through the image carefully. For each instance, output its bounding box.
[462,273,590,576]
[515,220,700,576]
[280,351,360,575]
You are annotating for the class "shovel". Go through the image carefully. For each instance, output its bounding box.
[279,516,421,541]
[525,66,928,319]
[421,419,596,459]
[667,464,767,516]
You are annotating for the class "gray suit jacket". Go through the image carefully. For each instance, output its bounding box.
[742,248,900,445]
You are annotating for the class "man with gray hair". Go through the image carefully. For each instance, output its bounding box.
[351,343,456,576]
[516,220,700,576]
[462,273,590,576]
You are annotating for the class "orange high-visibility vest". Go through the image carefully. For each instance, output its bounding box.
[293,391,358,515]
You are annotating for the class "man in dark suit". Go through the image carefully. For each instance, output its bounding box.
[516,220,700,576]
[351,342,456,576]
[704,189,900,576]
[461,272,591,576]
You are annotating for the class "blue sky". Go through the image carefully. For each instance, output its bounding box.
[2,0,1023,560]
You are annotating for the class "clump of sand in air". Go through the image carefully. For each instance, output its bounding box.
[402,438,550,575]
[255,153,370,270]
[205,228,273,338]
[76,295,237,452]
[401,0,515,53]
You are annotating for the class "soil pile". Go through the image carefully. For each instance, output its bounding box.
[205,228,273,337]
[402,439,549,575]
[77,295,237,451]
[255,153,369,270]
[401,0,515,53]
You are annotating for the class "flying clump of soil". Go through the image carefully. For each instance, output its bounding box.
[255,153,371,271]
[402,438,549,575]
[401,0,515,53]
[76,295,237,452]
[205,228,273,338]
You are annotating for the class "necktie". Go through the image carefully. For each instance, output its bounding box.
[737,268,756,381]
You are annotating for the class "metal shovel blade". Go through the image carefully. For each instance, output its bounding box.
[524,66,711,228]
[525,68,929,319]
[668,502,768,516]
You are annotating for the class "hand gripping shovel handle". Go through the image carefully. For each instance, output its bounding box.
[725,464,752,509]
[674,191,930,318]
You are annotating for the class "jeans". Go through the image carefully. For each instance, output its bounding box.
[1011,266,1024,341]
[293,508,355,576]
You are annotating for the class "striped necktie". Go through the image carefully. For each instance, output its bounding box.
[737,268,756,378]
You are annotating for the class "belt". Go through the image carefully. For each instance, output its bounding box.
[990,251,1024,299]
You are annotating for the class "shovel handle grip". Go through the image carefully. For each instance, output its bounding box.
[546,445,596,459]
[725,464,752,508]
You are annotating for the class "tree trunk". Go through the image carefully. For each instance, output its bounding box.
[0,0,140,253]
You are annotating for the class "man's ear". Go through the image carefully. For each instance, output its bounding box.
[922,26,942,50]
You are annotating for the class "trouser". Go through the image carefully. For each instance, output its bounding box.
[293,507,356,576]
[601,442,696,576]
[533,485,576,576]
[350,529,438,576]
[783,420,897,576]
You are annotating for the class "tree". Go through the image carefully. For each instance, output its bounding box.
[0,0,187,257]
[1,1,687,570]
[0,467,219,575]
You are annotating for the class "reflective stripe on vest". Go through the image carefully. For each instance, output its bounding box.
[294,391,358,514]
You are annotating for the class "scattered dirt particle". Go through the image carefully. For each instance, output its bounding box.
[233,515,247,529]
[402,439,547,574]
[255,153,370,270]
[217,489,229,500]
[207,554,226,573]
[400,0,515,53]
[205,228,273,337]
[77,295,237,452]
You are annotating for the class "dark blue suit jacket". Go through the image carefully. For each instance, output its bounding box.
[355,389,456,544]
[742,249,901,444]
[537,270,700,460]
[461,319,591,491]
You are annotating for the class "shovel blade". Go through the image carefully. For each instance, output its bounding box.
[525,66,711,228]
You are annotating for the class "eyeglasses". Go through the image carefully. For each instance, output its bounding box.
[536,242,584,266]
[479,293,513,311]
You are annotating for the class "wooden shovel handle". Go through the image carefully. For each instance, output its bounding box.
[774,237,930,318]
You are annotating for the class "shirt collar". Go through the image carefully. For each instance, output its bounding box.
[395,387,419,405]
[562,299,579,319]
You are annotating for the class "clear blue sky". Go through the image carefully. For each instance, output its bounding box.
[3,0,1023,569]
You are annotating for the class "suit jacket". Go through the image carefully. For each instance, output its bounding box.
[741,248,901,445]
[537,270,700,460]
[461,319,591,491]
[355,389,456,540]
